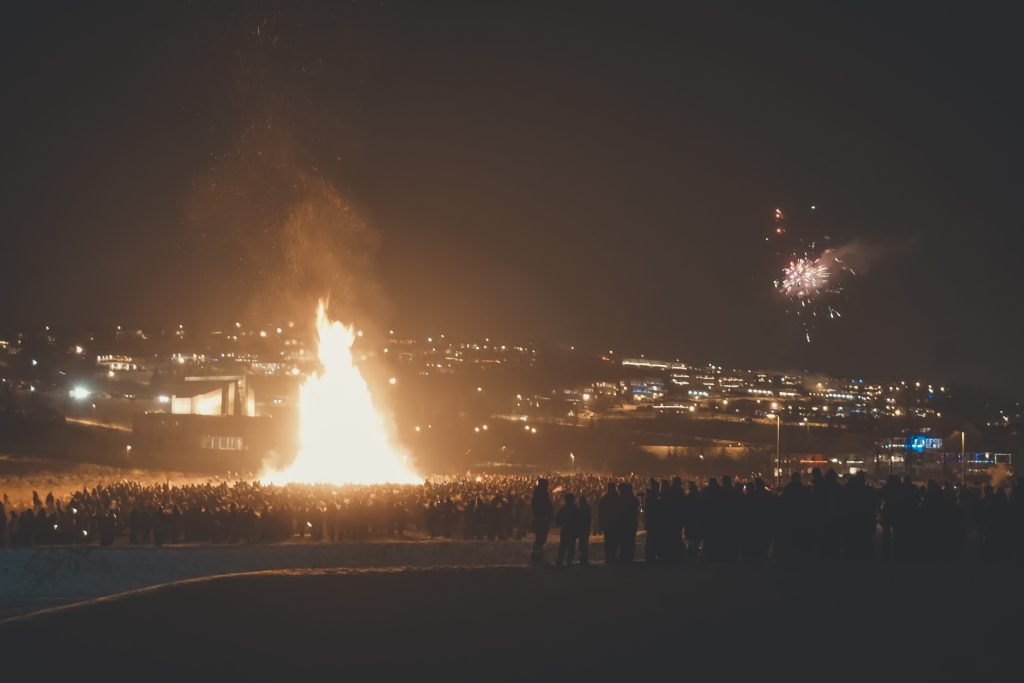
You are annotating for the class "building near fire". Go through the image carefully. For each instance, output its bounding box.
[167,375,256,417]
[132,413,284,473]
[132,373,290,473]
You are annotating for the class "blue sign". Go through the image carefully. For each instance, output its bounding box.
[907,434,943,452]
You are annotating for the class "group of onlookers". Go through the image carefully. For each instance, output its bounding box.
[2,472,1023,567]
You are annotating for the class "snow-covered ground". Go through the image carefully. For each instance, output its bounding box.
[0,540,535,616]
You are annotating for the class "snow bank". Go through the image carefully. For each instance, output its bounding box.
[0,540,534,606]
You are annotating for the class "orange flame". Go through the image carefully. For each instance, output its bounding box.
[263,301,420,485]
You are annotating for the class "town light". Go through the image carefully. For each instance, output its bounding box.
[69,386,90,400]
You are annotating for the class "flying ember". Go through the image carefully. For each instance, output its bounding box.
[262,301,421,485]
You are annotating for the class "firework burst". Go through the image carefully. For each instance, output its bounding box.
[770,208,854,342]
[779,256,830,299]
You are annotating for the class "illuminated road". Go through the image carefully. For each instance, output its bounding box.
[64,417,132,432]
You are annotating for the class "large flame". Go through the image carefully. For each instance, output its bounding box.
[263,301,421,485]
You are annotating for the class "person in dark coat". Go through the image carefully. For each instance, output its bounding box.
[777,472,813,562]
[644,479,662,563]
[556,493,580,567]
[577,496,592,566]
[618,483,639,563]
[530,479,554,564]
[663,477,686,563]
[841,471,876,563]
[99,512,116,546]
[598,482,619,564]
[1011,477,1024,565]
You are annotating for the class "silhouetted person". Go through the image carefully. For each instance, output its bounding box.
[841,471,876,563]
[701,478,723,560]
[644,479,662,563]
[684,481,702,559]
[719,475,740,561]
[577,495,592,566]
[777,472,813,562]
[741,478,773,562]
[897,475,921,561]
[1011,477,1024,565]
[530,479,553,564]
[663,477,686,562]
[919,479,948,562]
[170,505,182,544]
[99,512,116,546]
[556,493,580,567]
[152,507,166,546]
[618,483,639,563]
[879,475,900,560]
[982,486,1010,563]
[817,469,843,560]
[128,508,140,545]
[598,482,619,564]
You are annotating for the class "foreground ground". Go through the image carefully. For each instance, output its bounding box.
[0,539,536,618]
[1,562,1019,680]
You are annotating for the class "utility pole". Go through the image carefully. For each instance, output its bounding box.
[775,413,781,488]
[960,430,966,487]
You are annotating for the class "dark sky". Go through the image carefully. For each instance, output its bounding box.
[4,2,1023,390]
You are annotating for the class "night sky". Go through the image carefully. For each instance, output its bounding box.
[4,2,1023,390]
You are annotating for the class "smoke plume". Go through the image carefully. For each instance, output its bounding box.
[180,11,386,330]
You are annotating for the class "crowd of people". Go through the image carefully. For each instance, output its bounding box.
[531,471,1024,565]
[1,471,1023,565]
